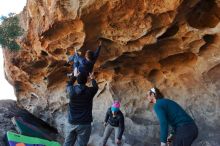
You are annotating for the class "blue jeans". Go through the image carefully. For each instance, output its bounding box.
[63,123,91,146]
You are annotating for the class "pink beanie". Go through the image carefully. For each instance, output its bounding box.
[112,100,120,108]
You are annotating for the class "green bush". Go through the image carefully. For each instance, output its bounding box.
[0,13,24,51]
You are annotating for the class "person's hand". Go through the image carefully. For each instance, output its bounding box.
[116,139,121,144]
[103,122,107,127]
[98,39,102,46]
[89,72,95,80]
[167,134,173,144]
[74,48,77,53]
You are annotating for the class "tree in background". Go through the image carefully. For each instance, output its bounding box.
[0,13,24,51]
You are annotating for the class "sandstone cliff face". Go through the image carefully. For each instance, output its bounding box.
[3,0,220,145]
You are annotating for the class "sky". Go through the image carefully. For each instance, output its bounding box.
[0,0,27,100]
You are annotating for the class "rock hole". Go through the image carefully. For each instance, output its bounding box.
[41,50,48,56]
[158,24,179,40]
[159,52,197,68]
[114,66,121,74]
[99,37,113,43]
[32,60,48,68]
[53,48,65,55]
[203,34,215,43]
[148,69,164,83]
[199,34,216,55]
[47,67,68,88]
[187,0,220,29]
[11,58,20,67]
[206,64,220,86]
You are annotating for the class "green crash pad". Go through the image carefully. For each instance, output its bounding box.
[7,131,61,146]
[12,117,53,140]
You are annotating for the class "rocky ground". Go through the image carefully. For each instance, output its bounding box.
[0,100,21,146]
[0,100,61,146]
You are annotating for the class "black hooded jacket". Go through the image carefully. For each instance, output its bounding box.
[105,107,125,140]
[66,77,98,124]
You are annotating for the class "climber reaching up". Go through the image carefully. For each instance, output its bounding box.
[101,101,125,146]
[67,40,102,77]
[64,72,98,146]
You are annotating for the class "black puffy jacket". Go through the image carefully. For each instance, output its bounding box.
[104,107,125,140]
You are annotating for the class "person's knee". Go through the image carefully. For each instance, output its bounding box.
[77,128,91,145]
[76,136,89,146]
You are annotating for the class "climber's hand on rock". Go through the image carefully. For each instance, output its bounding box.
[104,122,107,127]
[89,72,95,80]
[74,48,77,53]
[98,39,102,46]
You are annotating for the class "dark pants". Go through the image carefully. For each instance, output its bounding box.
[173,123,198,146]
[63,123,91,146]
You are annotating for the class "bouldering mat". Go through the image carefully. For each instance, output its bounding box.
[12,117,54,140]
[6,131,61,146]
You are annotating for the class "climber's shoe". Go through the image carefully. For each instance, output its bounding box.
[67,73,73,77]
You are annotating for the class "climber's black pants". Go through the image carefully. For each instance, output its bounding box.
[173,123,198,146]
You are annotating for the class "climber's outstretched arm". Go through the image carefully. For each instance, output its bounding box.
[93,41,102,63]
[66,75,77,98]
[89,73,99,96]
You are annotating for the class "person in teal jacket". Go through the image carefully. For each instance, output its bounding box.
[146,87,198,146]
